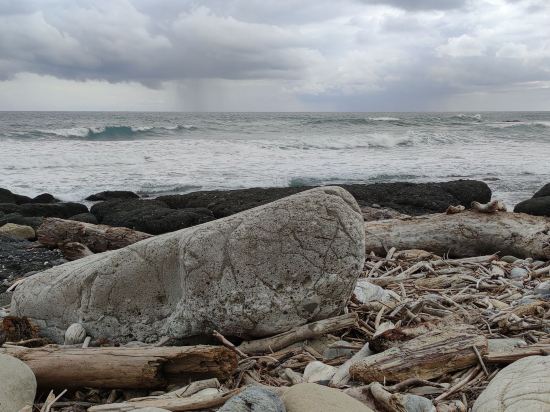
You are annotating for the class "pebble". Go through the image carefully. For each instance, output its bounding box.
[510,267,528,279]
[303,361,337,383]
[501,255,519,263]
[218,386,285,412]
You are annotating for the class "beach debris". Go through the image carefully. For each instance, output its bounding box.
[303,361,337,383]
[350,325,487,383]
[471,200,506,213]
[11,187,365,344]
[63,322,86,345]
[472,356,550,411]
[446,205,465,215]
[0,345,237,389]
[364,210,550,258]
[330,342,373,388]
[0,353,37,412]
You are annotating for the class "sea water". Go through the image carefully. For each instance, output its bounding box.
[1,111,549,206]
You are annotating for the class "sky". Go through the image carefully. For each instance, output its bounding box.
[0,0,549,111]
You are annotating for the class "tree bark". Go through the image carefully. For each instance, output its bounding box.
[364,211,550,259]
[37,218,152,253]
[0,344,237,389]
[349,325,487,383]
[238,313,357,355]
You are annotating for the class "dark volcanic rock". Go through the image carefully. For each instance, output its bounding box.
[158,180,491,218]
[31,193,59,203]
[0,235,65,293]
[69,213,99,224]
[514,196,550,217]
[18,202,88,218]
[91,199,215,234]
[0,213,43,229]
[0,188,32,204]
[86,190,140,201]
[0,204,21,215]
[533,183,550,198]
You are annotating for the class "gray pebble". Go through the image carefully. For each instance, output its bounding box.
[501,255,519,263]
[510,267,528,280]
[218,387,285,412]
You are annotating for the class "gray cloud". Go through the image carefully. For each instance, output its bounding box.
[0,0,549,110]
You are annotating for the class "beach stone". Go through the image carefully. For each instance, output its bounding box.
[472,355,550,411]
[86,190,140,201]
[0,223,35,240]
[69,212,99,224]
[303,361,337,383]
[11,187,365,343]
[218,387,285,412]
[514,196,550,217]
[0,212,43,229]
[1,202,89,219]
[133,409,171,412]
[31,193,59,203]
[282,383,373,412]
[533,183,550,198]
[501,255,519,263]
[0,188,32,204]
[0,353,37,412]
[510,267,528,279]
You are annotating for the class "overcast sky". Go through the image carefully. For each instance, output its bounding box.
[0,0,549,111]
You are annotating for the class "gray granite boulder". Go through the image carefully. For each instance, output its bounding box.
[11,187,365,343]
[0,353,37,412]
[219,387,285,412]
[472,356,550,411]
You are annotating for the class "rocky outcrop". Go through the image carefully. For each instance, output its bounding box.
[0,188,32,204]
[157,180,491,218]
[534,183,550,198]
[0,202,88,219]
[90,199,215,235]
[0,353,37,412]
[69,212,99,224]
[86,190,140,201]
[0,212,43,229]
[31,193,59,203]
[0,223,35,240]
[472,356,550,411]
[11,187,365,343]
[514,196,550,217]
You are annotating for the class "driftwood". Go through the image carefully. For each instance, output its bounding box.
[37,218,152,253]
[484,343,550,363]
[349,325,488,383]
[238,313,357,355]
[58,241,94,261]
[364,211,550,259]
[0,344,237,389]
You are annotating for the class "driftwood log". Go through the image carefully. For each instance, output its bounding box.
[349,325,487,383]
[364,211,550,259]
[0,345,237,389]
[37,218,152,253]
[238,313,357,355]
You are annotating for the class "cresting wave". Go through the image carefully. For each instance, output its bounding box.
[34,124,197,139]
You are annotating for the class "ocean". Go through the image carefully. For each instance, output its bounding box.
[1,111,549,207]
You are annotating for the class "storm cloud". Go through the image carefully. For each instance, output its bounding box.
[0,0,549,110]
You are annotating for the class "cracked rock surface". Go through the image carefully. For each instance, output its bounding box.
[11,187,365,343]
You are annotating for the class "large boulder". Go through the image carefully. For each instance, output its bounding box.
[514,196,550,216]
[157,180,491,218]
[0,188,32,204]
[0,353,37,412]
[11,187,366,343]
[0,212,43,229]
[472,356,550,411]
[86,190,140,201]
[282,383,373,412]
[91,199,215,235]
[534,183,550,198]
[31,193,59,203]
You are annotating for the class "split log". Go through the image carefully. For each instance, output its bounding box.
[364,211,550,259]
[349,325,487,383]
[37,217,152,253]
[238,313,357,355]
[369,321,442,353]
[0,344,237,389]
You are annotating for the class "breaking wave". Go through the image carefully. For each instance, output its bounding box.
[34,124,197,139]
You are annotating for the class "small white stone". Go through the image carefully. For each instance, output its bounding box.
[303,361,337,383]
[64,323,87,345]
